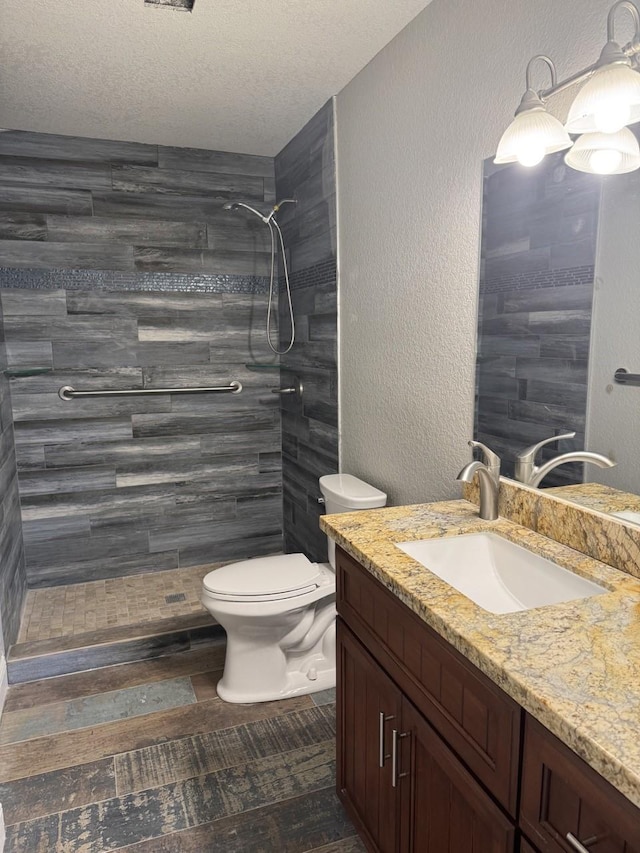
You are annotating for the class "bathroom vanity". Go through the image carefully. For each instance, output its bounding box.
[322,492,640,852]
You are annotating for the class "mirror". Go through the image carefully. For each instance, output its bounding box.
[475,137,640,520]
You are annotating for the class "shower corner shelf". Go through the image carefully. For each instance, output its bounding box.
[4,366,53,378]
[245,362,282,372]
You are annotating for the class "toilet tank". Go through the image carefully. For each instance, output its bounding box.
[319,474,387,568]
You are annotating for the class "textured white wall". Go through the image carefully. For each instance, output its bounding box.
[336,0,619,505]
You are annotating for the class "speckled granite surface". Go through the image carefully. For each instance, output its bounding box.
[464,478,640,581]
[321,499,640,809]
[548,482,640,515]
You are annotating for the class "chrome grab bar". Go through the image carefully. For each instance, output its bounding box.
[59,381,242,400]
[614,368,640,386]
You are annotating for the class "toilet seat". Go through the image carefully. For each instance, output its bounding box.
[203,553,330,603]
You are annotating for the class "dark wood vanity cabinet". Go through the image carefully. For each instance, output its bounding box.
[338,622,401,851]
[521,717,640,853]
[335,545,640,853]
[336,545,520,852]
[337,621,515,852]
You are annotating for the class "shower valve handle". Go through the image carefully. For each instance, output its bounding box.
[270,377,303,398]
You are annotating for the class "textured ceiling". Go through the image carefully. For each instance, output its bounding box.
[0,0,432,156]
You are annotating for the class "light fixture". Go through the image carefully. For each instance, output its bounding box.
[494,56,573,167]
[565,127,640,174]
[565,1,640,134]
[495,1,640,174]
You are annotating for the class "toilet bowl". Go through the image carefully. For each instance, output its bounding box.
[201,473,387,703]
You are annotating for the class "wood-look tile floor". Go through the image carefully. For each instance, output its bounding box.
[0,647,363,853]
[19,564,223,642]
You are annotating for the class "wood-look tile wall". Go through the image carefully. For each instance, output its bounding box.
[0,131,275,276]
[275,101,338,561]
[475,155,600,486]
[0,132,284,589]
[0,300,27,647]
[2,284,283,587]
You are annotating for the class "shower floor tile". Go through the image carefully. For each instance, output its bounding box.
[18,564,221,643]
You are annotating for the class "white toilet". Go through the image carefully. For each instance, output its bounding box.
[201,473,387,703]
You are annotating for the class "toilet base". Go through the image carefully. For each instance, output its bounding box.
[216,612,337,704]
[209,596,337,704]
[216,662,336,704]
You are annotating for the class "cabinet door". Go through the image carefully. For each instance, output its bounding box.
[337,546,522,815]
[521,718,640,853]
[337,619,402,853]
[399,696,516,853]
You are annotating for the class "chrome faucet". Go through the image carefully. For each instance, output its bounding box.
[514,431,616,488]
[457,440,501,521]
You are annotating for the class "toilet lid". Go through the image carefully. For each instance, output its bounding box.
[202,553,324,601]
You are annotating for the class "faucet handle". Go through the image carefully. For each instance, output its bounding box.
[468,440,500,485]
[516,432,576,465]
[468,440,500,469]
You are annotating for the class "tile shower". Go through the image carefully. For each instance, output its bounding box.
[0,100,337,657]
[276,102,338,562]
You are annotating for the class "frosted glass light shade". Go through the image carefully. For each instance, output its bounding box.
[494,106,573,167]
[564,128,640,174]
[565,59,640,134]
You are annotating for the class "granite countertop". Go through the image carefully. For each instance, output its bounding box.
[547,482,640,516]
[320,499,640,808]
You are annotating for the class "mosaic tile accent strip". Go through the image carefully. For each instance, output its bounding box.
[480,264,595,294]
[282,258,337,292]
[145,0,195,10]
[18,564,214,642]
[0,267,271,294]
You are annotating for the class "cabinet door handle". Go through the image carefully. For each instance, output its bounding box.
[379,712,394,768]
[566,833,598,852]
[391,729,410,787]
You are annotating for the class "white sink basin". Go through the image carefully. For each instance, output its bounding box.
[396,533,606,614]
